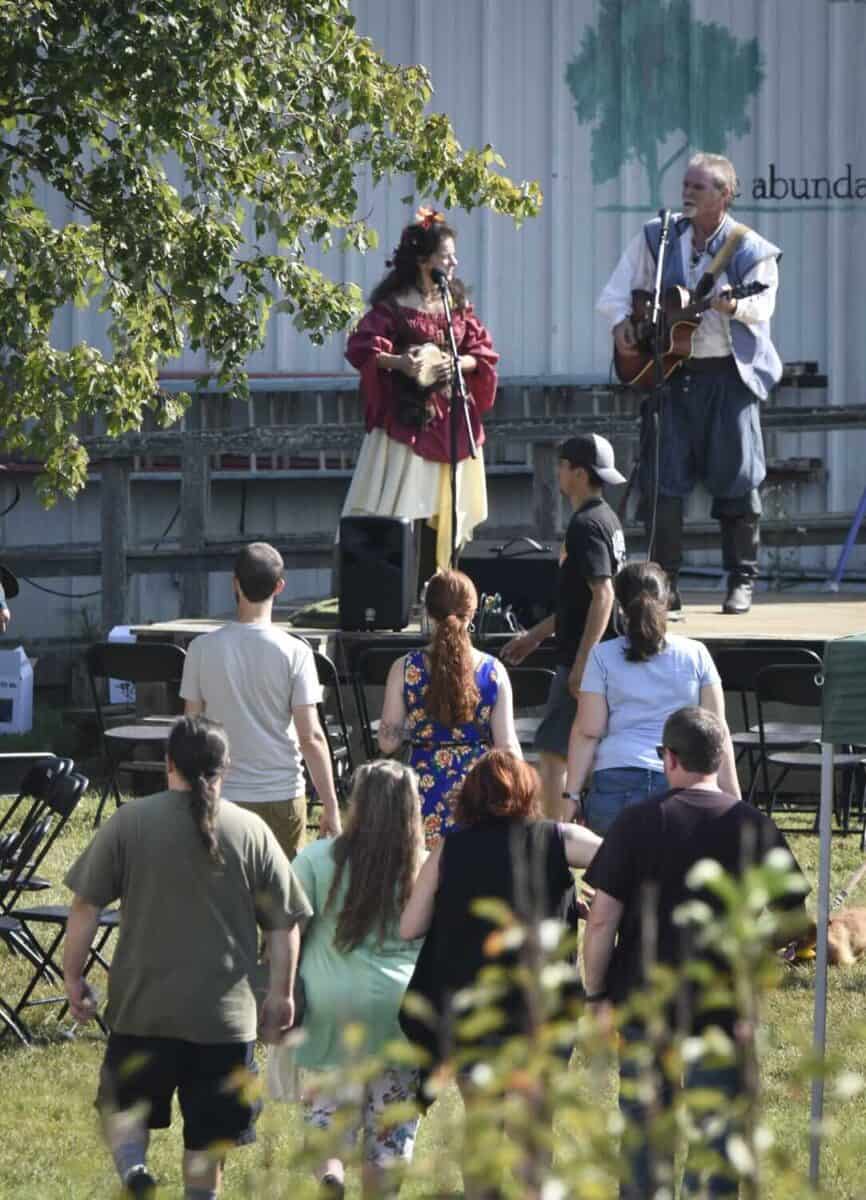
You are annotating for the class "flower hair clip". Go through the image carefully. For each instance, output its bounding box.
[415,206,445,230]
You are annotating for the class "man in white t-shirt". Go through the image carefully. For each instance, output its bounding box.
[181,542,341,856]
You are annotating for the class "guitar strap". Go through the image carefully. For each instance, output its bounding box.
[695,222,749,298]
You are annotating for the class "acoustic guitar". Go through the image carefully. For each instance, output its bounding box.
[614,281,768,389]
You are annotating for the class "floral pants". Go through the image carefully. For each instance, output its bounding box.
[302,1065,420,1168]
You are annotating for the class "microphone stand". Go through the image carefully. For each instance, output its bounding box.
[645,207,673,563]
[434,272,477,568]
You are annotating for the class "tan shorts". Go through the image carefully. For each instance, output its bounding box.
[232,796,307,860]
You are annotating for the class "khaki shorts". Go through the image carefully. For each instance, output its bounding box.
[233,796,307,860]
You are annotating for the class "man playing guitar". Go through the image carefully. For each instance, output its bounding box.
[597,152,782,615]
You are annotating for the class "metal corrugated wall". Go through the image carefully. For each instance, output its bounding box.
[19,0,866,636]
[49,3,866,411]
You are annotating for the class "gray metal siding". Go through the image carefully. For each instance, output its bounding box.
[6,1,866,637]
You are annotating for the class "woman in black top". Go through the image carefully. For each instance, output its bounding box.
[400,751,600,1065]
[400,752,600,1198]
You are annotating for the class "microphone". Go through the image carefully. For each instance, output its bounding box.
[659,207,672,236]
[430,267,448,290]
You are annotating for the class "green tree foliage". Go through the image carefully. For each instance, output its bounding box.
[565,0,763,207]
[0,0,541,502]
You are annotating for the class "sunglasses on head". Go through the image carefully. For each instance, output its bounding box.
[656,744,677,761]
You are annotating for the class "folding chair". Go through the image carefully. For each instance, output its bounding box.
[12,901,117,1037]
[0,759,78,914]
[354,645,422,760]
[0,752,57,807]
[0,768,91,1037]
[713,646,822,801]
[748,664,866,831]
[86,640,187,826]
[0,756,73,839]
[312,650,355,802]
[7,769,117,1034]
[507,666,556,761]
[0,915,31,1044]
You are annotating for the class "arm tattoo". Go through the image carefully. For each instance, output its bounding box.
[379,720,408,743]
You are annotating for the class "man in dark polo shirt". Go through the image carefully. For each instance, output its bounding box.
[502,434,626,817]
[583,706,807,1199]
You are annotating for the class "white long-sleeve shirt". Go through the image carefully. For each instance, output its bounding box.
[597,222,779,359]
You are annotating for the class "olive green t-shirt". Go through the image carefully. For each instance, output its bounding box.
[65,789,312,1043]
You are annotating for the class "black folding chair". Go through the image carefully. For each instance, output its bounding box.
[0,752,58,809]
[86,640,186,825]
[0,759,78,915]
[311,650,355,803]
[354,645,420,760]
[340,636,426,761]
[713,646,822,801]
[0,756,73,840]
[12,901,117,1037]
[507,666,556,761]
[748,664,866,832]
[0,768,93,1039]
[0,915,31,1044]
[7,768,117,1034]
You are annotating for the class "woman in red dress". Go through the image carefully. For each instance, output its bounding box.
[343,209,499,574]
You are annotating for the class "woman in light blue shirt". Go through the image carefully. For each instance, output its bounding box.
[564,562,739,834]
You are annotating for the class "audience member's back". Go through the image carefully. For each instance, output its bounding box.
[184,619,316,800]
[180,541,340,857]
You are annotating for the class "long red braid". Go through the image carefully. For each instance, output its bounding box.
[424,569,479,726]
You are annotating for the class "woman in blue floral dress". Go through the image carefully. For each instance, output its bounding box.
[379,569,522,847]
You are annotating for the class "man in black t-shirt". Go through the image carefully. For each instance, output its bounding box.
[502,434,626,818]
[583,706,807,1199]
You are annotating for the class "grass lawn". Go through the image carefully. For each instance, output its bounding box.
[2,790,866,1198]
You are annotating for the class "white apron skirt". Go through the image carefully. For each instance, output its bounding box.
[340,429,487,571]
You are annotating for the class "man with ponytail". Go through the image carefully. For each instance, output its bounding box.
[64,716,312,1199]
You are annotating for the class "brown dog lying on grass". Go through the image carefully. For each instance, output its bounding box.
[785,907,866,966]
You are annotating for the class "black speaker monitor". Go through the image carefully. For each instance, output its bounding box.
[460,539,558,630]
[339,516,414,631]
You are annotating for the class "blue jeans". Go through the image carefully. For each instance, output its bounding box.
[618,1023,742,1199]
[583,767,669,836]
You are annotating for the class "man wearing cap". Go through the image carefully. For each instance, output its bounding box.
[502,434,626,818]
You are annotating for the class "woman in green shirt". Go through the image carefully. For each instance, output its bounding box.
[269,760,424,1199]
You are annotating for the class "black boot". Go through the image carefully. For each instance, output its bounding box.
[647,495,684,611]
[723,579,753,615]
[720,516,759,615]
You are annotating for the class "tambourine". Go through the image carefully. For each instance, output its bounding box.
[411,342,451,389]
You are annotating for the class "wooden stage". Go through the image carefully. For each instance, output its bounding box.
[134,590,866,657]
[662,590,865,653]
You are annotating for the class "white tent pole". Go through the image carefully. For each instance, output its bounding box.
[808,741,834,1188]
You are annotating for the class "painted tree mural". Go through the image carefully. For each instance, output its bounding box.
[566,0,764,206]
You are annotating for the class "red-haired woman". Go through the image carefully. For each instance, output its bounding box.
[343,209,499,573]
[378,569,521,848]
[399,751,600,1091]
